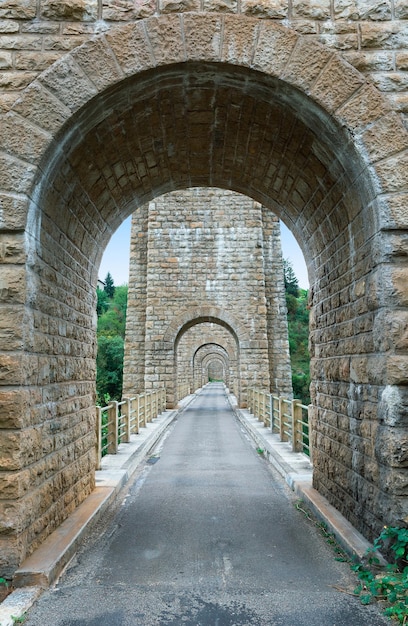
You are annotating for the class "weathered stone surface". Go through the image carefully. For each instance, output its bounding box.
[0,1,36,19]
[361,112,408,161]
[0,112,51,162]
[241,0,287,18]
[102,0,155,20]
[160,0,200,13]
[0,6,407,580]
[105,23,154,75]
[334,0,391,21]
[39,55,97,112]
[71,38,123,90]
[12,81,71,134]
[40,0,98,21]
[375,150,408,192]
[310,55,364,112]
[252,22,298,76]
[293,0,330,19]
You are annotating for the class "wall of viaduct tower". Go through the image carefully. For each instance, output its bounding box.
[0,1,407,577]
[122,188,292,408]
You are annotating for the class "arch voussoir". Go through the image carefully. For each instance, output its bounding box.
[251,21,298,77]
[104,22,156,76]
[310,54,365,114]
[145,14,186,66]
[221,14,260,65]
[0,111,52,165]
[11,81,72,136]
[182,13,224,62]
[70,37,125,92]
[38,54,98,114]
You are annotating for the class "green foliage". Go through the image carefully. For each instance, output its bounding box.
[284,268,310,405]
[283,258,299,297]
[352,526,408,623]
[96,287,109,316]
[103,271,115,299]
[96,280,128,402]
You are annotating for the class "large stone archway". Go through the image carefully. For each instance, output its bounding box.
[1,13,408,575]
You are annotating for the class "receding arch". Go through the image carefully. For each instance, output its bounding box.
[1,12,408,576]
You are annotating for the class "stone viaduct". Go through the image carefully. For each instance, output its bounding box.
[0,0,408,578]
[122,188,292,409]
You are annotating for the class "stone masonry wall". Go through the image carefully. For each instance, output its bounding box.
[123,188,292,407]
[0,1,407,122]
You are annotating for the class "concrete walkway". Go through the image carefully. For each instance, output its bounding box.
[11,383,390,626]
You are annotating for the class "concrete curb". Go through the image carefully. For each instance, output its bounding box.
[230,399,374,563]
[0,394,199,626]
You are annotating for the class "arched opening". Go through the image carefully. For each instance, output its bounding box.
[174,317,241,406]
[2,14,407,574]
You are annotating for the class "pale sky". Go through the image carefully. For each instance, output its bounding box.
[99,216,309,290]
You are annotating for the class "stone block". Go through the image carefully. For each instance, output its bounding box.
[0,111,51,163]
[14,51,60,71]
[12,81,71,134]
[39,54,97,113]
[360,22,408,49]
[0,265,26,304]
[102,0,155,20]
[0,71,38,90]
[282,38,332,92]
[40,0,98,21]
[375,151,408,193]
[395,0,408,19]
[361,112,408,161]
[252,22,298,76]
[241,0,287,18]
[0,389,32,429]
[161,0,200,12]
[334,0,388,20]
[184,14,225,62]
[292,0,330,19]
[310,55,364,113]
[105,23,154,76]
[0,193,28,231]
[0,2,36,19]
[71,38,123,91]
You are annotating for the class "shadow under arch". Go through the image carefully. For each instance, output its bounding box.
[1,12,408,574]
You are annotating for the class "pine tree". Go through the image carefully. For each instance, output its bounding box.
[283,259,299,297]
[104,271,115,298]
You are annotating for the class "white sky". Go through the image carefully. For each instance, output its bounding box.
[99,216,309,290]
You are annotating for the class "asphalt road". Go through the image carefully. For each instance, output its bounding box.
[25,384,391,625]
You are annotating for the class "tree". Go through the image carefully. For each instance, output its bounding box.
[96,279,128,402]
[283,259,299,297]
[96,287,109,316]
[104,271,115,298]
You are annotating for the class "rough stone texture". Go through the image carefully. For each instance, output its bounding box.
[0,12,407,579]
[123,189,292,407]
[0,1,405,121]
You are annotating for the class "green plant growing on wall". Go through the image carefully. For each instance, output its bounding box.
[352,526,408,623]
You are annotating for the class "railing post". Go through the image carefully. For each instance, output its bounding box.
[279,397,286,442]
[122,398,131,443]
[291,399,302,452]
[96,406,102,470]
[107,400,119,454]
[263,391,267,427]
[269,394,273,432]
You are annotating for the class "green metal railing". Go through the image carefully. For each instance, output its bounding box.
[96,388,166,469]
[247,388,311,458]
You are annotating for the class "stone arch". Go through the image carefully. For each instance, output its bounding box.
[1,12,408,574]
[193,343,232,389]
[172,314,242,406]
